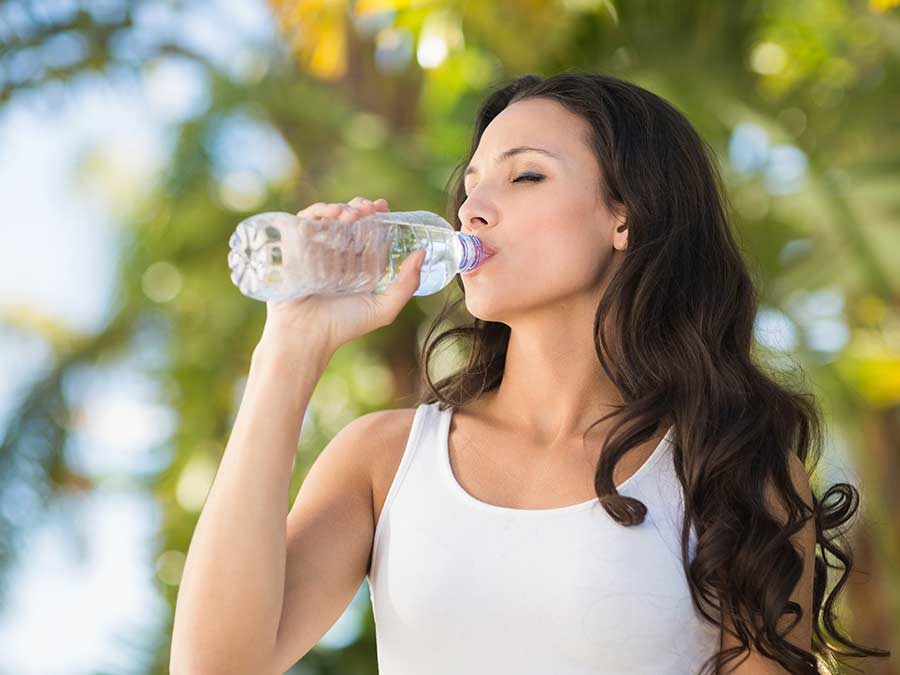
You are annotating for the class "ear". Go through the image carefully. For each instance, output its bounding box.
[612,208,628,251]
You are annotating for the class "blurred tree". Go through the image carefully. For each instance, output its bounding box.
[0,0,898,673]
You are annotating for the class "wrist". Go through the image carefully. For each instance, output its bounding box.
[252,333,336,371]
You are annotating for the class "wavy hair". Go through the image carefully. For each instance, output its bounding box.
[414,71,890,675]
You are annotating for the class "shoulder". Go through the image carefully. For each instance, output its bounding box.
[326,408,418,487]
[765,452,815,522]
[787,453,814,507]
[344,407,419,463]
[360,407,419,493]
[355,407,419,444]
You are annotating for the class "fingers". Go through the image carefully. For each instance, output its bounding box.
[342,197,389,221]
[297,197,390,221]
[351,197,389,209]
[296,202,341,221]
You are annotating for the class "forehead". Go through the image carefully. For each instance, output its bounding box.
[466,97,590,171]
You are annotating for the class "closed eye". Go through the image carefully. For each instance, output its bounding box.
[512,172,545,184]
[463,172,545,198]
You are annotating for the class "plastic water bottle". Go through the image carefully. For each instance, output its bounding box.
[227,209,492,301]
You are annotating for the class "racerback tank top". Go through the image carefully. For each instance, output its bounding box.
[366,401,721,674]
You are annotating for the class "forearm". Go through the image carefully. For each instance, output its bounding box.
[169,339,334,675]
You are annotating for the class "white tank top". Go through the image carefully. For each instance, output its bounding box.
[366,401,721,674]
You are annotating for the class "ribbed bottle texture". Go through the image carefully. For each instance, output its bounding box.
[227,210,487,301]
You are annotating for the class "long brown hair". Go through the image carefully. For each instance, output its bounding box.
[415,71,890,675]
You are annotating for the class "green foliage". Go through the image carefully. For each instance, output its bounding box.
[1,0,899,672]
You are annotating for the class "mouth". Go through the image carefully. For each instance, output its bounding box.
[462,251,496,275]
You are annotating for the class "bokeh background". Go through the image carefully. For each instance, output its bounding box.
[1,0,899,673]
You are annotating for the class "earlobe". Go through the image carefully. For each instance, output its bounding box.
[615,221,628,251]
[607,202,628,250]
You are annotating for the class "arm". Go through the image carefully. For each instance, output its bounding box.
[169,338,334,675]
[719,453,816,674]
[266,407,415,674]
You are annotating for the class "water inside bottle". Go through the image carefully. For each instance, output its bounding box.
[227,210,483,301]
[371,212,471,296]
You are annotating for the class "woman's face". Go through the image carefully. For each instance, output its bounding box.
[458,97,627,324]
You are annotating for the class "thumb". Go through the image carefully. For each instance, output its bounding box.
[392,248,426,293]
[375,248,426,321]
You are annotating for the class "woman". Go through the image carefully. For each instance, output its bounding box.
[171,73,890,675]
[395,73,889,674]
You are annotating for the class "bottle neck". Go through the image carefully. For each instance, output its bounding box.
[456,233,484,272]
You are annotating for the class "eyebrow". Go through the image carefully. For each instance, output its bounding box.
[464,146,559,178]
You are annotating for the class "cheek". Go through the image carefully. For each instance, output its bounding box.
[463,232,607,310]
[530,248,605,295]
[520,228,608,284]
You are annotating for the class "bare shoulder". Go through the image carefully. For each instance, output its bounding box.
[307,407,418,516]
[357,406,418,438]
[363,407,418,524]
[354,407,418,464]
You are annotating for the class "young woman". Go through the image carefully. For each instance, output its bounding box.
[171,73,890,675]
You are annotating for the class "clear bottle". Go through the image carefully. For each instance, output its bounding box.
[227,209,490,301]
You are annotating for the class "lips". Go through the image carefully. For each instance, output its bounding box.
[478,241,498,256]
[476,249,496,268]
[463,248,497,275]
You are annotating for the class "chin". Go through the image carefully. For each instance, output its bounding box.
[463,294,518,323]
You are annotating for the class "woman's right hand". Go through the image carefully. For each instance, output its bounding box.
[256,196,427,357]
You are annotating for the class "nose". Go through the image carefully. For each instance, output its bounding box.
[458,196,496,236]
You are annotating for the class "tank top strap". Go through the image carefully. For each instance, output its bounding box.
[370,401,445,559]
[636,429,703,567]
